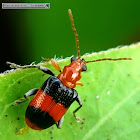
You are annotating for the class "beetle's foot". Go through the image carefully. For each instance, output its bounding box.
[16,125,30,135]
[75,116,81,122]
[41,57,50,62]
[6,61,21,69]
[12,98,28,106]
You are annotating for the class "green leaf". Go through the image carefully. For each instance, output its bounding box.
[0,43,140,140]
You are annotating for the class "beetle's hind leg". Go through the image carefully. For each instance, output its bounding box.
[56,116,64,129]
[16,125,30,135]
[13,88,38,106]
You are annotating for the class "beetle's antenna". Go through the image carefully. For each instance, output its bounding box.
[86,57,132,63]
[68,9,80,59]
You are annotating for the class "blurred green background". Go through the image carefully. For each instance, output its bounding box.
[1,0,140,72]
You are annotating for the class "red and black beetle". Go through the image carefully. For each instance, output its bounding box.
[7,9,132,132]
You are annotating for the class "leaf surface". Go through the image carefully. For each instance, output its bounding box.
[0,43,140,140]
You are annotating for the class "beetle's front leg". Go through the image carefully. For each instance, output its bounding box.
[6,61,55,76]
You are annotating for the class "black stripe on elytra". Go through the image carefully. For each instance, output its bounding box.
[40,76,78,108]
[25,106,55,129]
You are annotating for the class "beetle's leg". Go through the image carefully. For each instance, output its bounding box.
[41,57,61,73]
[24,88,38,98]
[76,81,83,86]
[6,61,55,76]
[73,95,82,121]
[50,59,61,72]
[16,125,30,135]
[56,116,64,129]
[13,88,38,106]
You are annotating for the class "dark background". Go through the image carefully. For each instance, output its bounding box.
[1,0,140,72]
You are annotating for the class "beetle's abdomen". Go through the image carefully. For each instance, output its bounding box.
[25,105,55,130]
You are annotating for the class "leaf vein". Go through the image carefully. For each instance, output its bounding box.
[82,87,140,140]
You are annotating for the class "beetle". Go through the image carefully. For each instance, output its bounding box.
[7,9,132,133]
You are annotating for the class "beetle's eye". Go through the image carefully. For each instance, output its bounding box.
[82,65,87,71]
[71,57,76,62]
